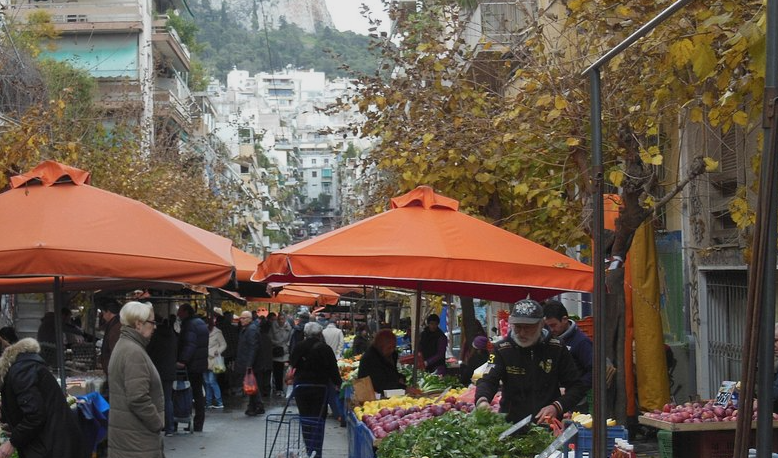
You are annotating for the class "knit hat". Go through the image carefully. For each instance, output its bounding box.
[472,335,489,350]
[426,314,440,324]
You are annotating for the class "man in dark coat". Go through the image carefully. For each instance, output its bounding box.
[475,299,587,423]
[99,298,123,400]
[288,311,310,355]
[0,338,85,458]
[147,315,178,436]
[235,311,265,416]
[418,313,448,375]
[176,303,209,432]
[215,309,239,395]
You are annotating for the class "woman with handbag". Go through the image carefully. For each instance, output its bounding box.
[205,317,227,409]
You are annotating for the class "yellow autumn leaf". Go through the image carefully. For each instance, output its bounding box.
[554,95,568,110]
[502,133,515,143]
[689,107,703,123]
[402,170,413,181]
[568,0,584,11]
[535,94,553,107]
[467,154,477,163]
[692,44,717,78]
[422,133,435,146]
[615,5,631,16]
[669,39,694,68]
[643,195,656,208]
[67,142,77,152]
[702,92,715,106]
[482,41,493,51]
[417,43,430,52]
[453,117,463,128]
[514,183,529,195]
[566,137,580,147]
[475,172,492,183]
[609,170,624,188]
[433,61,445,72]
[732,110,749,126]
[703,157,720,172]
[650,155,663,166]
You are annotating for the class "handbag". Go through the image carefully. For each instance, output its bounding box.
[243,368,258,395]
[212,355,226,374]
[272,346,284,357]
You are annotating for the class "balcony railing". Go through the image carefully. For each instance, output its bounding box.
[462,1,537,51]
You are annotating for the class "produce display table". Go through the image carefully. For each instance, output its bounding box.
[638,416,778,458]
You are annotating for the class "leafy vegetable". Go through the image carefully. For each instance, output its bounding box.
[376,408,554,458]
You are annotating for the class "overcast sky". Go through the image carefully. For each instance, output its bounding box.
[324,0,390,35]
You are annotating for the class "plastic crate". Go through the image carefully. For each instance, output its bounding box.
[698,431,736,458]
[657,429,674,458]
[577,316,593,339]
[572,425,628,458]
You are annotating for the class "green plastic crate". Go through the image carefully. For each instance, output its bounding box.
[658,430,674,458]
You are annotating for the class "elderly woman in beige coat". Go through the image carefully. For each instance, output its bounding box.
[108,301,164,458]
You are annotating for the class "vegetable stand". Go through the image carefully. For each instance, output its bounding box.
[638,416,778,458]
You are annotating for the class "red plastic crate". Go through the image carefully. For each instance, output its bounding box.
[577,316,593,339]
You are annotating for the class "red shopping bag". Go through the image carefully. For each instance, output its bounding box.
[243,368,258,395]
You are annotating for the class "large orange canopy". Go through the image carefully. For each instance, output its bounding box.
[0,160,235,289]
[253,186,593,302]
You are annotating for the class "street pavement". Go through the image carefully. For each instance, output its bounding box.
[163,391,349,458]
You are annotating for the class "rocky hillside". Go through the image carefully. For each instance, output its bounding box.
[227,0,334,33]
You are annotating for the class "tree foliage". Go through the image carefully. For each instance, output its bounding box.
[346,0,764,255]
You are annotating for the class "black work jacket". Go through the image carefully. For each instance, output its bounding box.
[475,331,587,422]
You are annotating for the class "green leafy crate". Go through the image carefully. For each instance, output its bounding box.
[658,429,674,458]
[376,408,554,458]
[564,425,628,458]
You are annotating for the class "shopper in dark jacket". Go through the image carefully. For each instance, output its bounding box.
[289,322,342,458]
[147,315,178,436]
[235,311,265,416]
[0,338,85,458]
[475,299,587,423]
[176,304,209,432]
[357,328,405,394]
[351,325,370,357]
[418,313,447,375]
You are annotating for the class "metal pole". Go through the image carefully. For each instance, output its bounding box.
[756,2,778,456]
[589,68,607,458]
[53,277,67,392]
[582,0,695,75]
[412,286,422,386]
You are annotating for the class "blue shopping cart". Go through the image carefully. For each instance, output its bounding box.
[264,384,328,458]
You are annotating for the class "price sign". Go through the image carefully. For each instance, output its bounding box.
[713,380,737,408]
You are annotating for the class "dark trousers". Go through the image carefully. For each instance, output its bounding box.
[272,361,286,392]
[189,370,205,431]
[162,379,174,434]
[259,369,272,397]
[294,385,328,458]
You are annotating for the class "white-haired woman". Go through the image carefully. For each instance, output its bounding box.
[108,301,164,458]
[288,322,342,458]
[0,338,84,458]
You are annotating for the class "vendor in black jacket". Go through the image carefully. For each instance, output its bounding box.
[475,299,587,423]
[357,329,406,394]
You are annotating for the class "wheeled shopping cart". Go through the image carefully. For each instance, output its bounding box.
[264,384,328,458]
[172,369,193,433]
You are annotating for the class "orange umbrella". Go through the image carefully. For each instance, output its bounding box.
[0,160,236,387]
[0,161,235,287]
[253,186,592,302]
[250,284,340,306]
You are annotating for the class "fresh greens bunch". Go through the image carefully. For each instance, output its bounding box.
[376,408,554,458]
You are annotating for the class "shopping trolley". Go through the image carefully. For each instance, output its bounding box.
[265,384,328,458]
[172,370,193,433]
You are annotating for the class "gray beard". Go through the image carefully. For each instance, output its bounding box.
[512,329,541,348]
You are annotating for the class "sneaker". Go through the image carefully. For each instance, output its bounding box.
[255,406,265,415]
[212,404,224,409]
[274,390,284,397]
[164,432,174,437]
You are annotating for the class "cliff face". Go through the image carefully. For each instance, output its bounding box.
[228,0,335,33]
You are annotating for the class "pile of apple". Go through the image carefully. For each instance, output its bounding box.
[642,400,778,424]
[362,397,475,439]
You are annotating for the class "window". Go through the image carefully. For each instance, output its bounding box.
[708,127,745,244]
[324,158,330,165]
[311,171,318,178]
[240,164,249,174]
[312,158,317,165]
